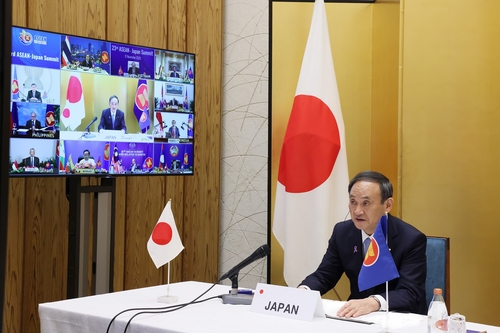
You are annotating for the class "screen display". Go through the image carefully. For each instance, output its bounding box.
[9,26,195,176]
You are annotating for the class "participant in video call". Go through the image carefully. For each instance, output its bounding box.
[81,54,93,68]
[76,149,96,169]
[98,95,127,133]
[27,83,42,102]
[129,158,141,172]
[170,66,180,78]
[23,148,40,168]
[25,112,42,131]
[128,62,140,75]
[168,119,180,138]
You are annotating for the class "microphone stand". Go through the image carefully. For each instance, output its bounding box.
[220,272,254,305]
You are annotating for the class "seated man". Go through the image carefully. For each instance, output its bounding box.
[25,112,42,131]
[129,158,141,172]
[27,83,42,102]
[299,171,427,317]
[23,148,39,168]
[76,149,96,169]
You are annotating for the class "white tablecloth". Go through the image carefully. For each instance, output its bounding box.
[39,281,500,333]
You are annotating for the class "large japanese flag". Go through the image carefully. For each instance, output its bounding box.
[61,72,85,130]
[272,0,349,288]
[147,200,184,268]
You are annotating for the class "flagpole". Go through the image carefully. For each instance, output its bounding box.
[157,261,178,303]
[383,213,390,333]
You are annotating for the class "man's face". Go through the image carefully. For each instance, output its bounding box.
[348,181,393,235]
[172,120,176,126]
[30,149,35,157]
[83,151,90,160]
[31,84,36,92]
[132,159,136,165]
[31,113,37,120]
[109,98,119,112]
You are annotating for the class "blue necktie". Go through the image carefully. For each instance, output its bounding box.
[363,237,371,257]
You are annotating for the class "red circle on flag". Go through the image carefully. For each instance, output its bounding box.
[62,108,71,118]
[363,239,380,266]
[152,222,173,245]
[67,76,83,103]
[277,95,341,193]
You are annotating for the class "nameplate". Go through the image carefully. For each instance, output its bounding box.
[75,168,95,174]
[250,283,325,321]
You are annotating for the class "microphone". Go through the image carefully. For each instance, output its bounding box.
[84,116,98,132]
[219,244,270,281]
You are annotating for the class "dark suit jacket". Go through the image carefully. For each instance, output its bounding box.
[27,90,42,102]
[300,214,427,315]
[98,108,127,132]
[128,67,140,75]
[81,59,93,67]
[23,156,40,168]
[170,71,180,78]
[25,119,42,129]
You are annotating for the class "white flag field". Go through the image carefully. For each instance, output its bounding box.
[147,200,184,268]
[272,0,349,288]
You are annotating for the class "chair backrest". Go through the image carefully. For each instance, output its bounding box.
[425,236,450,311]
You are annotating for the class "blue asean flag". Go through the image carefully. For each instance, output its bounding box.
[358,214,400,291]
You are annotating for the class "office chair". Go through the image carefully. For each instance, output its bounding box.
[425,236,450,311]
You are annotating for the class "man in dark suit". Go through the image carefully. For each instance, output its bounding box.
[81,54,93,68]
[27,83,42,102]
[300,171,427,316]
[170,66,180,78]
[98,95,127,133]
[168,119,180,138]
[128,62,140,75]
[129,158,141,172]
[23,148,40,168]
[25,112,42,130]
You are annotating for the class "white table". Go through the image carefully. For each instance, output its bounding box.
[39,281,499,333]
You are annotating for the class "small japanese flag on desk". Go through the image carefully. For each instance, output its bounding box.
[147,200,184,268]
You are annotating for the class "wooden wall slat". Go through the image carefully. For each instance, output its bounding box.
[168,0,187,51]
[106,0,128,43]
[5,0,223,331]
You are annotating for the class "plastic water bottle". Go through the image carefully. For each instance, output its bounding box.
[428,288,448,332]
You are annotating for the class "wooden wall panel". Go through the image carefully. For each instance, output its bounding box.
[21,178,69,333]
[168,0,187,50]
[4,0,223,332]
[182,0,222,283]
[106,0,128,43]
[129,0,169,49]
[3,179,25,333]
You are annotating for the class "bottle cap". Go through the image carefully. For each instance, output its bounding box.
[433,288,443,295]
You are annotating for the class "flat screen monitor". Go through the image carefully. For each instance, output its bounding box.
[9,26,195,177]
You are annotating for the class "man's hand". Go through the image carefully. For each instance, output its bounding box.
[336,297,380,318]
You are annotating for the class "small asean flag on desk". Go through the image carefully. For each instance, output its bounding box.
[147,200,184,268]
[358,214,399,291]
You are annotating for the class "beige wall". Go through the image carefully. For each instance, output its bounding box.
[271,0,500,326]
[401,0,500,325]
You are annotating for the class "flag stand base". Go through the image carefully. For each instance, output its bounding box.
[157,295,179,303]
